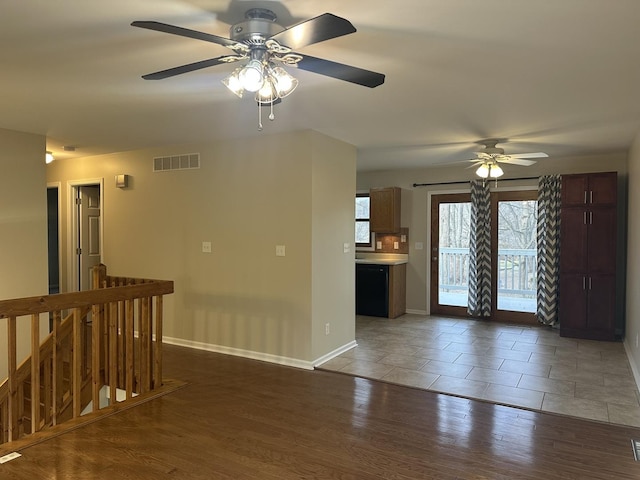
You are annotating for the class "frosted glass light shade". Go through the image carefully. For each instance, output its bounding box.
[476,164,489,178]
[222,68,244,98]
[239,60,264,92]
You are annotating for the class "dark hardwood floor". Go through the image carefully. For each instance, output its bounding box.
[3,344,640,479]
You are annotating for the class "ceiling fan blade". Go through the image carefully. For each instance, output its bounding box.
[131,21,239,49]
[141,56,235,80]
[498,158,537,166]
[296,54,385,88]
[510,152,548,159]
[269,13,356,49]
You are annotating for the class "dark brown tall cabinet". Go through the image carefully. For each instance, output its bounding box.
[559,172,617,340]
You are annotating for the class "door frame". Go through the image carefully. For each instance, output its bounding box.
[47,182,62,294]
[67,178,104,292]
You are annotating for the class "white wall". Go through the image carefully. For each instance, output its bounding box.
[0,128,49,378]
[625,134,640,379]
[46,130,356,368]
[357,152,628,315]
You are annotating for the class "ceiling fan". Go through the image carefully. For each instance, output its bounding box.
[131,8,385,118]
[469,139,548,179]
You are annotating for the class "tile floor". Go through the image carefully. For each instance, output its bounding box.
[317,314,640,427]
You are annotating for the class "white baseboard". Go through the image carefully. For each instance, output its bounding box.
[164,336,356,371]
[623,339,640,394]
[313,341,357,367]
[405,309,428,316]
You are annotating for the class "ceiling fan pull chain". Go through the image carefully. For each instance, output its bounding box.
[269,101,275,121]
[258,102,263,131]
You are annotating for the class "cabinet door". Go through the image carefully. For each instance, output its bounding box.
[586,274,615,338]
[588,172,617,206]
[562,175,589,206]
[370,187,401,233]
[559,274,587,331]
[559,208,588,273]
[561,172,617,207]
[587,207,616,274]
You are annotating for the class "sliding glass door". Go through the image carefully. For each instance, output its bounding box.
[431,190,538,322]
[491,190,537,322]
[430,194,471,316]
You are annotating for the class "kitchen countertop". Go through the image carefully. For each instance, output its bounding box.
[355,253,408,265]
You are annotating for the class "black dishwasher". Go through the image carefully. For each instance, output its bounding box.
[356,264,389,317]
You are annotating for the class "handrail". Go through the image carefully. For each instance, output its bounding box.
[0,265,173,445]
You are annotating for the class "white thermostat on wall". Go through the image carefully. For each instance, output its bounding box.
[115,174,129,188]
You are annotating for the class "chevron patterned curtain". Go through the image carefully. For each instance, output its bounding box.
[536,175,561,326]
[468,180,491,317]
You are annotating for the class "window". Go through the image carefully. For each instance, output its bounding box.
[355,193,371,247]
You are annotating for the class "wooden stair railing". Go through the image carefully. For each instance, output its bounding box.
[0,265,173,446]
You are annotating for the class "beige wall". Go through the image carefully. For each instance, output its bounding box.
[625,134,640,379]
[0,128,49,378]
[357,152,628,315]
[310,132,357,360]
[46,130,356,368]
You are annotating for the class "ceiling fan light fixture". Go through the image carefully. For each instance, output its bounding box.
[45,151,55,164]
[490,164,504,178]
[270,65,298,98]
[255,77,277,103]
[476,163,489,178]
[239,59,264,92]
[222,68,245,98]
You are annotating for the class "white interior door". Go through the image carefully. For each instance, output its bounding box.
[77,185,101,291]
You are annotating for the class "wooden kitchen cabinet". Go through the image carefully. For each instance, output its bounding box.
[559,172,617,340]
[388,263,406,319]
[370,187,401,233]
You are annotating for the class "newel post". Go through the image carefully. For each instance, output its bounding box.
[92,264,108,289]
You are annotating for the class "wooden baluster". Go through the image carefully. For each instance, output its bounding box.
[72,308,82,418]
[154,295,163,389]
[125,299,134,400]
[118,298,125,390]
[109,300,118,406]
[7,316,18,441]
[91,303,101,413]
[139,296,151,394]
[52,310,62,426]
[43,343,52,427]
[30,314,41,433]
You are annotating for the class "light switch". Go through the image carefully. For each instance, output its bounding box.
[393,241,399,250]
[202,241,212,253]
[376,241,382,250]
[415,242,424,250]
[276,245,286,257]
[343,242,350,253]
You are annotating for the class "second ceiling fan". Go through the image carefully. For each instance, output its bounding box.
[469,139,548,179]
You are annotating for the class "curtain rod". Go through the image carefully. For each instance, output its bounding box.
[412,176,540,188]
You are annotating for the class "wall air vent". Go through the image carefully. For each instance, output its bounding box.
[153,153,200,172]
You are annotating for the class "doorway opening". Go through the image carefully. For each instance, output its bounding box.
[68,180,103,292]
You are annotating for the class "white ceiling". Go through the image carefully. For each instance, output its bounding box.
[3,0,640,171]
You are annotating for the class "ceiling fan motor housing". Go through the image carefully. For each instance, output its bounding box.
[230,8,284,43]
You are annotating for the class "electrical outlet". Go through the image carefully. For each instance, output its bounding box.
[276,245,286,257]
[325,323,330,335]
[202,241,212,253]
[393,241,399,249]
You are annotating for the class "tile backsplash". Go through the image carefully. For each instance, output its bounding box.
[373,227,409,254]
